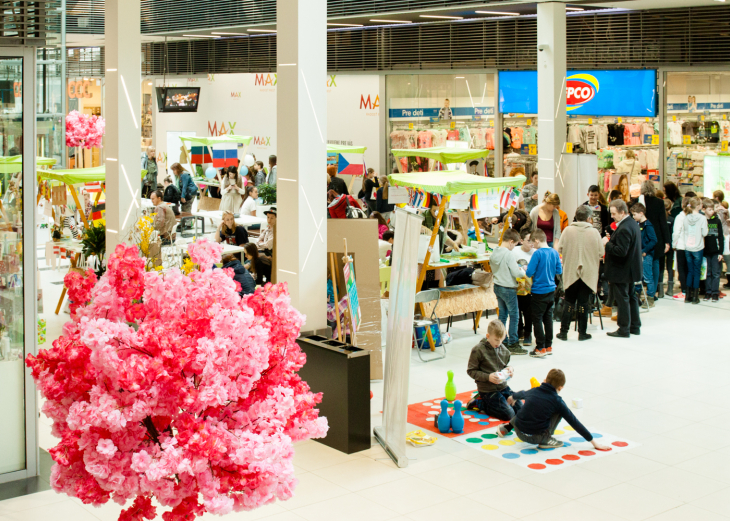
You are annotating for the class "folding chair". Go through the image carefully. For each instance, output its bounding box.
[179,215,205,238]
[413,289,445,363]
[574,291,604,331]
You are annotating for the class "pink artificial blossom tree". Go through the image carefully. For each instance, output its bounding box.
[66,110,106,149]
[27,241,328,521]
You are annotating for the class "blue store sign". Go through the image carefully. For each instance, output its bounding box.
[499,70,657,117]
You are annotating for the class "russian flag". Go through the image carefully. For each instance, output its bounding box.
[212,144,238,168]
[337,153,365,176]
[190,146,212,164]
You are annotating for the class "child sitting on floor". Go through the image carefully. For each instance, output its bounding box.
[498,368,610,450]
[466,319,521,421]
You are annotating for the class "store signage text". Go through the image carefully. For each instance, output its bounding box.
[253,136,271,147]
[255,73,277,87]
[207,74,215,82]
[67,79,94,99]
[327,75,337,88]
[231,92,242,98]
[566,74,598,111]
[360,94,380,110]
[208,121,237,136]
[388,106,495,119]
[12,82,21,97]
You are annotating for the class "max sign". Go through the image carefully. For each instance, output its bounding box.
[68,79,94,99]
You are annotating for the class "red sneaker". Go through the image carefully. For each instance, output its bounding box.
[720,292,726,298]
[673,293,685,300]
[545,347,553,355]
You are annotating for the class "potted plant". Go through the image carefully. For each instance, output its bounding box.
[258,183,277,205]
[81,222,106,276]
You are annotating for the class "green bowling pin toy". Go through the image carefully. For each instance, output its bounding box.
[445,370,457,402]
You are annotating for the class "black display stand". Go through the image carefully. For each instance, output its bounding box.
[296,335,371,454]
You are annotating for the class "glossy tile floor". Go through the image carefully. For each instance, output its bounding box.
[10,246,730,521]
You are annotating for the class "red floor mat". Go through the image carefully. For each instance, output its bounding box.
[407,390,507,438]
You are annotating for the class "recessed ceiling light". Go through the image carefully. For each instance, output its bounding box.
[420,15,463,20]
[211,31,247,35]
[247,29,277,33]
[182,34,220,38]
[565,7,584,11]
[370,19,411,24]
[456,76,465,79]
[475,10,520,16]
[327,23,364,27]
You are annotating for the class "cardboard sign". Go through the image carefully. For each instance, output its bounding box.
[387,186,409,204]
[566,142,574,154]
[449,193,471,210]
[651,134,660,145]
[529,144,537,155]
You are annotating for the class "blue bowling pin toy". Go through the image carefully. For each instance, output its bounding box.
[437,399,452,433]
[450,400,464,433]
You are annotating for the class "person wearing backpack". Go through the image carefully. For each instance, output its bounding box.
[327,188,364,219]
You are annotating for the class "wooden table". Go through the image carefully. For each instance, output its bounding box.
[192,210,267,228]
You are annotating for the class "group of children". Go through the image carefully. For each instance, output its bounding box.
[466,320,609,450]
[490,227,562,359]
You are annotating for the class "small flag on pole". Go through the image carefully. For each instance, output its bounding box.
[212,144,238,168]
[499,187,519,209]
[190,146,212,164]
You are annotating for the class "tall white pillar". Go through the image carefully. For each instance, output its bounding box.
[277,0,327,332]
[105,0,141,251]
[537,2,566,198]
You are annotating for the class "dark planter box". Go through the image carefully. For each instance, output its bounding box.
[296,335,371,454]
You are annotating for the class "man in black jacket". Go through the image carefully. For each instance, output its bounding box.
[640,181,671,298]
[604,199,643,338]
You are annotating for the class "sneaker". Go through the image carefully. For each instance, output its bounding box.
[594,306,612,317]
[538,437,564,449]
[712,295,719,302]
[497,424,510,438]
[578,333,592,341]
[466,398,480,411]
[545,347,553,355]
[673,293,685,300]
[704,293,712,301]
[529,348,547,358]
[720,292,726,298]
[522,336,533,346]
[556,332,568,341]
[508,344,528,356]
[611,315,618,322]
[647,297,655,308]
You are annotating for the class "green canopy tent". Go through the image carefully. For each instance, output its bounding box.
[0,156,57,174]
[37,165,148,227]
[388,170,526,351]
[391,147,490,173]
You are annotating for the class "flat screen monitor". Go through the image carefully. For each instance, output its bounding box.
[157,87,200,112]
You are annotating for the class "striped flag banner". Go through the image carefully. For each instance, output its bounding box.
[499,187,520,209]
[84,182,103,193]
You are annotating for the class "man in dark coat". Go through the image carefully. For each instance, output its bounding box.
[604,199,643,338]
[640,181,671,298]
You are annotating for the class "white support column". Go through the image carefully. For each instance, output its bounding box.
[537,2,566,198]
[277,0,327,332]
[105,0,141,250]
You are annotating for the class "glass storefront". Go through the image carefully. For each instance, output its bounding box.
[386,73,496,175]
[66,75,104,168]
[0,55,26,476]
[37,48,64,167]
[664,71,730,195]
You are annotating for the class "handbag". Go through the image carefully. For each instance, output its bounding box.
[198,194,221,212]
[345,198,366,219]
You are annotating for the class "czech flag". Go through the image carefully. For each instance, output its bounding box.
[337,153,365,176]
[212,144,238,168]
[190,146,212,164]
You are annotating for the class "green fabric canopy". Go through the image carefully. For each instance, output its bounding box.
[38,165,147,185]
[180,135,253,147]
[0,156,58,174]
[326,144,367,154]
[388,171,526,196]
[391,147,490,163]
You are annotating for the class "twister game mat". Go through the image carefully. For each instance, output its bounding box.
[407,390,508,438]
[454,422,638,473]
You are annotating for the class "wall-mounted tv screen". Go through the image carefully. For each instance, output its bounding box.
[156,87,200,112]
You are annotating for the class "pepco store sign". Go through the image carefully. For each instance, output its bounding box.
[67,79,94,99]
[566,74,598,112]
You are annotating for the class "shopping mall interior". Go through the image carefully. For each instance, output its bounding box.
[1,1,730,520]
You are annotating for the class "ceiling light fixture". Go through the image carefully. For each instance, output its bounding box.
[456,76,465,79]
[327,23,364,27]
[475,10,520,16]
[247,29,277,33]
[370,19,411,24]
[420,14,463,20]
[182,34,220,38]
[565,7,584,11]
[211,31,247,35]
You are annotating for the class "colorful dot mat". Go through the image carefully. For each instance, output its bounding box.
[406,390,508,438]
[454,423,638,473]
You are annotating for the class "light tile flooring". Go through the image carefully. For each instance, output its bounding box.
[8,247,730,521]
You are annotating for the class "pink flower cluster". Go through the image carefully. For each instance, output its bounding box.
[66,110,106,149]
[27,243,328,521]
[187,238,224,270]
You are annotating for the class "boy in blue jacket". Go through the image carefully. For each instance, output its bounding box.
[499,369,610,450]
[525,229,562,358]
[631,203,658,307]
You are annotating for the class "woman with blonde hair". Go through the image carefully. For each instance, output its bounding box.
[529,191,562,248]
[616,150,642,185]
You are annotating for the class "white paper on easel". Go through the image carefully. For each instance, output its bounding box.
[449,193,470,210]
[388,187,409,204]
[417,235,440,264]
[474,193,500,219]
